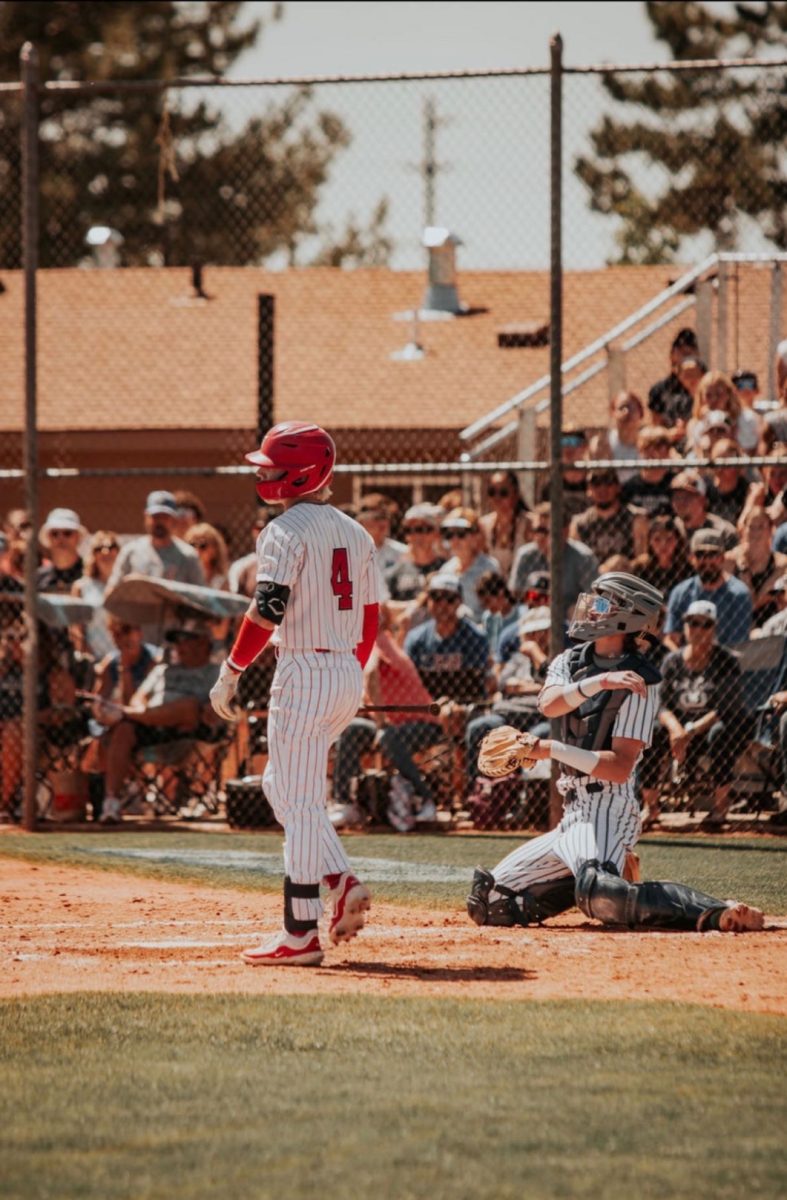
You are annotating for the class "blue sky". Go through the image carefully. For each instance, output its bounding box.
[224,2,751,270]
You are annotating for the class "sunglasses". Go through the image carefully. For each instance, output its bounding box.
[532,525,550,535]
[429,591,459,603]
[49,529,77,539]
[685,617,714,629]
[191,540,212,550]
[11,521,32,532]
[96,543,119,552]
[112,623,136,635]
[444,529,472,539]
[487,487,512,498]
[694,549,722,559]
[404,525,434,535]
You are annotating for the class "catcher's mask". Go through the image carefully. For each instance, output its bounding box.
[568,571,664,642]
[245,421,335,504]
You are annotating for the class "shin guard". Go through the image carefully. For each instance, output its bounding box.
[575,860,729,931]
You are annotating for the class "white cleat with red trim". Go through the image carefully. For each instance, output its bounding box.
[241,929,324,967]
[328,873,371,946]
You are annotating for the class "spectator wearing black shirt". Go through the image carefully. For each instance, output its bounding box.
[705,438,757,528]
[537,427,590,524]
[631,514,692,595]
[648,327,699,431]
[569,467,649,565]
[36,508,86,593]
[639,599,745,829]
[669,469,738,552]
[620,425,676,517]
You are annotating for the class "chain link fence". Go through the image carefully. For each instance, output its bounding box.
[2,46,787,834]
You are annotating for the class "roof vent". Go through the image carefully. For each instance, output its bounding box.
[422,226,466,316]
[84,225,123,268]
[497,320,550,348]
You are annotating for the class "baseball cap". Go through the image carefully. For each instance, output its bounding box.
[403,503,441,528]
[145,490,179,516]
[685,599,717,622]
[671,469,707,496]
[732,369,758,390]
[427,573,462,597]
[588,467,620,486]
[690,527,725,554]
[440,515,475,532]
[519,605,551,634]
[524,570,550,595]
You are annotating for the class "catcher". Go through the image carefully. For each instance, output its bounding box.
[467,571,765,933]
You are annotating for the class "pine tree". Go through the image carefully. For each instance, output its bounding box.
[0,1,389,268]
[575,1,787,264]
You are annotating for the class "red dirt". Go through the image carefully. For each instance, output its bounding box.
[2,860,785,1013]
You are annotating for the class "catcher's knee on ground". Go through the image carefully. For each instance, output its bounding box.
[574,860,732,931]
[466,867,576,927]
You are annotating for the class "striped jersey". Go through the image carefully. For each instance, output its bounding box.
[256,502,380,651]
[542,648,660,751]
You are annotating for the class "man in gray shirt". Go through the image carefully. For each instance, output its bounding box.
[107,490,205,642]
[509,502,598,615]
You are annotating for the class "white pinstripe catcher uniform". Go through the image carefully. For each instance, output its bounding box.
[258,502,380,925]
[492,647,660,895]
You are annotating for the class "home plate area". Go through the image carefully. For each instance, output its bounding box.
[1,859,784,1013]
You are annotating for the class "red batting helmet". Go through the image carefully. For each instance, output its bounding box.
[245,421,336,503]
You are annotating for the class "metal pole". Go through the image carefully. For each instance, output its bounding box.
[20,42,39,832]
[716,260,728,373]
[548,33,564,828]
[768,262,782,401]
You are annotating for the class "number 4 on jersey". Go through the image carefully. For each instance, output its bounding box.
[331,548,354,610]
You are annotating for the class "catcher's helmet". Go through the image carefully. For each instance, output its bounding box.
[568,571,664,642]
[245,421,336,503]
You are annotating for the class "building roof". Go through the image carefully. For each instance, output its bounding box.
[0,263,783,437]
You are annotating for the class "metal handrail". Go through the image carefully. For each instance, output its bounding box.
[459,251,787,453]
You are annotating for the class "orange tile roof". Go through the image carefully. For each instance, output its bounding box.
[0,263,783,438]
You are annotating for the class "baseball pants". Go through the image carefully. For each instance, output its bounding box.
[263,649,363,924]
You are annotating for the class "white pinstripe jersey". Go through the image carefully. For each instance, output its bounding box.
[541,647,660,763]
[256,502,380,651]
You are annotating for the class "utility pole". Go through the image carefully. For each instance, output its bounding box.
[409,96,451,229]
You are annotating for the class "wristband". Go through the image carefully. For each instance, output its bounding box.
[227,615,273,672]
[549,740,601,776]
[560,676,605,710]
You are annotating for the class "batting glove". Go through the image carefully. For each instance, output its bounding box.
[210,660,242,721]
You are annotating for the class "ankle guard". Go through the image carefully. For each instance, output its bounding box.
[284,876,320,934]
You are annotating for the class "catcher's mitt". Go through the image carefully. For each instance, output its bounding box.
[478,725,540,778]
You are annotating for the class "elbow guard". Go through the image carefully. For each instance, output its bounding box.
[355,603,379,668]
[255,579,291,625]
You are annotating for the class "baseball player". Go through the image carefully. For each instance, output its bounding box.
[467,571,765,933]
[210,422,380,966]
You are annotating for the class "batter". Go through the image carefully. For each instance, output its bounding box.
[211,421,380,966]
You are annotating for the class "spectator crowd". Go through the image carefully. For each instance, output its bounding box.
[3,331,787,833]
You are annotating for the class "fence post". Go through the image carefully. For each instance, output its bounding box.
[606,344,625,402]
[695,278,713,367]
[768,262,783,402]
[20,42,39,832]
[716,260,728,373]
[548,33,564,829]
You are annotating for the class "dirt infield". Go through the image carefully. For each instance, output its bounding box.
[2,859,785,1013]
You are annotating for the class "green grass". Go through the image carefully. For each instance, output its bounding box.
[1,994,784,1200]
[1,829,785,912]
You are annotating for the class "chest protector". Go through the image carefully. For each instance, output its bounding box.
[557,642,662,776]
